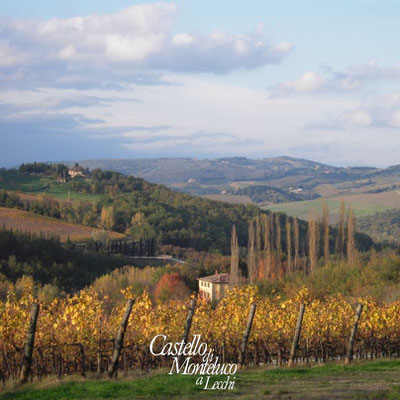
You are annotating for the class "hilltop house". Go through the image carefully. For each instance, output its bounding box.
[198,271,230,301]
[68,164,89,179]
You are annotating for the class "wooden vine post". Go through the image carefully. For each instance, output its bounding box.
[20,303,40,384]
[345,303,363,364]
[108,299,134,378]
[239,303,256,368]
[288,303,306,367]
[179,298,197,363]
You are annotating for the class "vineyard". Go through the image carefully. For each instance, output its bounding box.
[1,286,400,384]
[0,207,124,242]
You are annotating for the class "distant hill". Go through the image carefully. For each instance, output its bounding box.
[77,156,380,187]
[235,184,320,205]
[76,157,400,206]
[0,165,297,254]
[71,157,400,246]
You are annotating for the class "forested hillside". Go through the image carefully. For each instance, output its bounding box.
[0,229,127,292]
[77,156,377,186]
[0,163,376,297]
[0,164,277,253]
[358,209,400,245]
[235,184,320,204]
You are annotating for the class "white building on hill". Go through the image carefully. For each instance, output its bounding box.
[198,271,230,301]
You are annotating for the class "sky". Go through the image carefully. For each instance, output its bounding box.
[1,0,400,167]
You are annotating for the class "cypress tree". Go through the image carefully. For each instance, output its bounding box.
[322,200,330,264]
[286,216,292,274]
[230,225,240,287]
[247,219,256,284]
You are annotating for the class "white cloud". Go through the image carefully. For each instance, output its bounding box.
[388,110,400,127]
[308,90,400,130]
[0,43,28,66]
[271,61,400,96]
[0,3,293,89]
[1,74,400,166]
[338,90,400,129]
[342,110,372,127]
[171,33,194,46]
[4,3,175,64]
[274,72,326,94]
[271,70,360,97]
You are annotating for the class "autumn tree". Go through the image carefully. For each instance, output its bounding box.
[247,219,256,284]
[275,214,283,278]
[255,216,262,279]
[322,200,330,264]
[230,225,240,288]
[263,214,271,281]
[154,272,190,302]
[286,216,292,274]
[293,217,300,271]
[347,206,357,264]
[308,214,319,275]
[335,199,346,258]
[255,216,262,253]
[100,206,115,230]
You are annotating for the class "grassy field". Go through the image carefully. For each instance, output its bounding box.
[0,171,103,202]
[265,191,400,223]
[0,207,124,241]
[2,360,400,399]
[202,194,252,205]
[29,185,103,202]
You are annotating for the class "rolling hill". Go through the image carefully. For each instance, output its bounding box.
[266,191,400,223]
[75,157,400,205]
[77,156,379,188]
[0,165,290,254]
[0,206,123,242]
[72,157,400,245]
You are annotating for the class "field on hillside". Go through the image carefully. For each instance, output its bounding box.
[0,171,103,202]
[202,193,252,204]
[315,177,400,198]
[265,191,400,222]
[2,360,400,400]
[0,207,123,241]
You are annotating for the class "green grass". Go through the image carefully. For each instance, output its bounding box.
[0,171,46,192]
[0,373,210,400]
[265,196,395,223]
[3,360,400,399]
[0,171,103,202]
[34,185,104,202]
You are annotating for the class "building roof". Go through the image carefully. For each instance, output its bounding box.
[198,272,230,283]
[69,165,85,172]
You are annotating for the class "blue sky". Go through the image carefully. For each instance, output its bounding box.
[1,1,400,166]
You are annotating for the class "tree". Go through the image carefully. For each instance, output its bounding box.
[263,214,271,281]
[335,199,346,258]
[230,225,240,288]
[322,200,330,264]
[100,206,115,230]
[347,206,357,264]
[255,216,262,253]
[247,219,256,284]
[255,216,262,280]
[308,214,319,275]
[129,212,155,241]
[293,217,300,271]
[286,216,292,274]
[154,272,190,302]
[275,214,283,278]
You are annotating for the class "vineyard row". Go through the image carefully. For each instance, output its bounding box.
[1,286,400,384]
